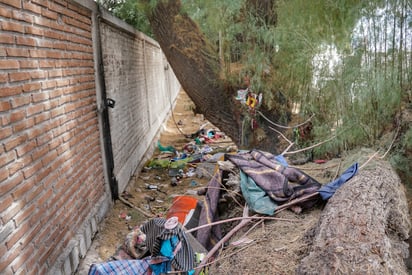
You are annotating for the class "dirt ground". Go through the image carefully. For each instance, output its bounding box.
[84,89,412,274]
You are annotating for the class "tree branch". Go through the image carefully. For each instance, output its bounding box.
[258,111,315,129]
[282,135,336,155]
[118,196,153,218]
[194,205,252,275]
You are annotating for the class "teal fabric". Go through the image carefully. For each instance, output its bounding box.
[160,236,178,259]
[151,236,179,275]
[149,257,170,275]
[239,170,278,215]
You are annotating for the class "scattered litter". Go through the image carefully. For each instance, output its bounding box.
[183,143,197,153]
[144,195,155,202]
[171,153,188,161]
[170,176,181,187]
[185,190,198,196]
[119,212,131,220]
[168,168,182,177]
[145,184,159,190]
[186,167,196,177]
[195,252,206,264]
[142,167,151,172]
[157,140,176,154]
[200,145,213,154]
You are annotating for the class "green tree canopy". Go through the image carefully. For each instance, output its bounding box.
[99,0,412,159]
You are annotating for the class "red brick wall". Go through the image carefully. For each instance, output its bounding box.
[0,0,106,274]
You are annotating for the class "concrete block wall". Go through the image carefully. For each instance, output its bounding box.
[100,17,180,192]
[0,0,180,274]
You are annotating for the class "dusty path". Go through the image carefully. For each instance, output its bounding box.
[77,89,233,273]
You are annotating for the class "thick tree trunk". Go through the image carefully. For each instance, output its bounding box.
[297,160,411,274]
[147,0,240,143]
[147,0,282,151]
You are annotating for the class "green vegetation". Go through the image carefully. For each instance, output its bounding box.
[96,0,153,36]
[98,0,411,175]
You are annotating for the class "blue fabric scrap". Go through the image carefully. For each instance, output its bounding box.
[274,154,288,167]
[150,236,179,275]
[319,162,358,200]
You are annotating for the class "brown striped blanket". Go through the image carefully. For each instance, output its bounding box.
[226,150,321,204]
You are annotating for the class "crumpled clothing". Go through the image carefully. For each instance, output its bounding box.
[196,170,223,251]
[319,162,358,200]
[149,236,181,274]
[122,226,146,259]
[140,218,195,272]
[88,258,151,275]
[239,170,278,215]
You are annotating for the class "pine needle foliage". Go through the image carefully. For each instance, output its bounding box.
[100,0,411,158]
[209,0,410,157]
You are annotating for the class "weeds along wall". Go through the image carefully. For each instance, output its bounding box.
[0,0,180,274]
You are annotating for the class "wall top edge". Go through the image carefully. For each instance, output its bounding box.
[71,0,159,46]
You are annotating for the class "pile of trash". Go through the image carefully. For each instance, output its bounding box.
[88,138,360,274]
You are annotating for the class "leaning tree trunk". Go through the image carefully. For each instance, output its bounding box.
[147,0,240,143]
[297,159,411,274]
[146,0,281,151]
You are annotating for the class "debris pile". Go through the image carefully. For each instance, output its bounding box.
[87,92,411,274]
[90,142,401,274]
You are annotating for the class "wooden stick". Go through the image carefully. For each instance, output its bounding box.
[185,215,299,234]
[273,192,321,214]
[333,159,342,180]
[268,126,293,145]
[359,151,380,170]
[283,135,336,155]
[194,205,251,275]
[281,142,295,155]
[118,196,153,218]
[258,111,315,130]
[379,124,400,159]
